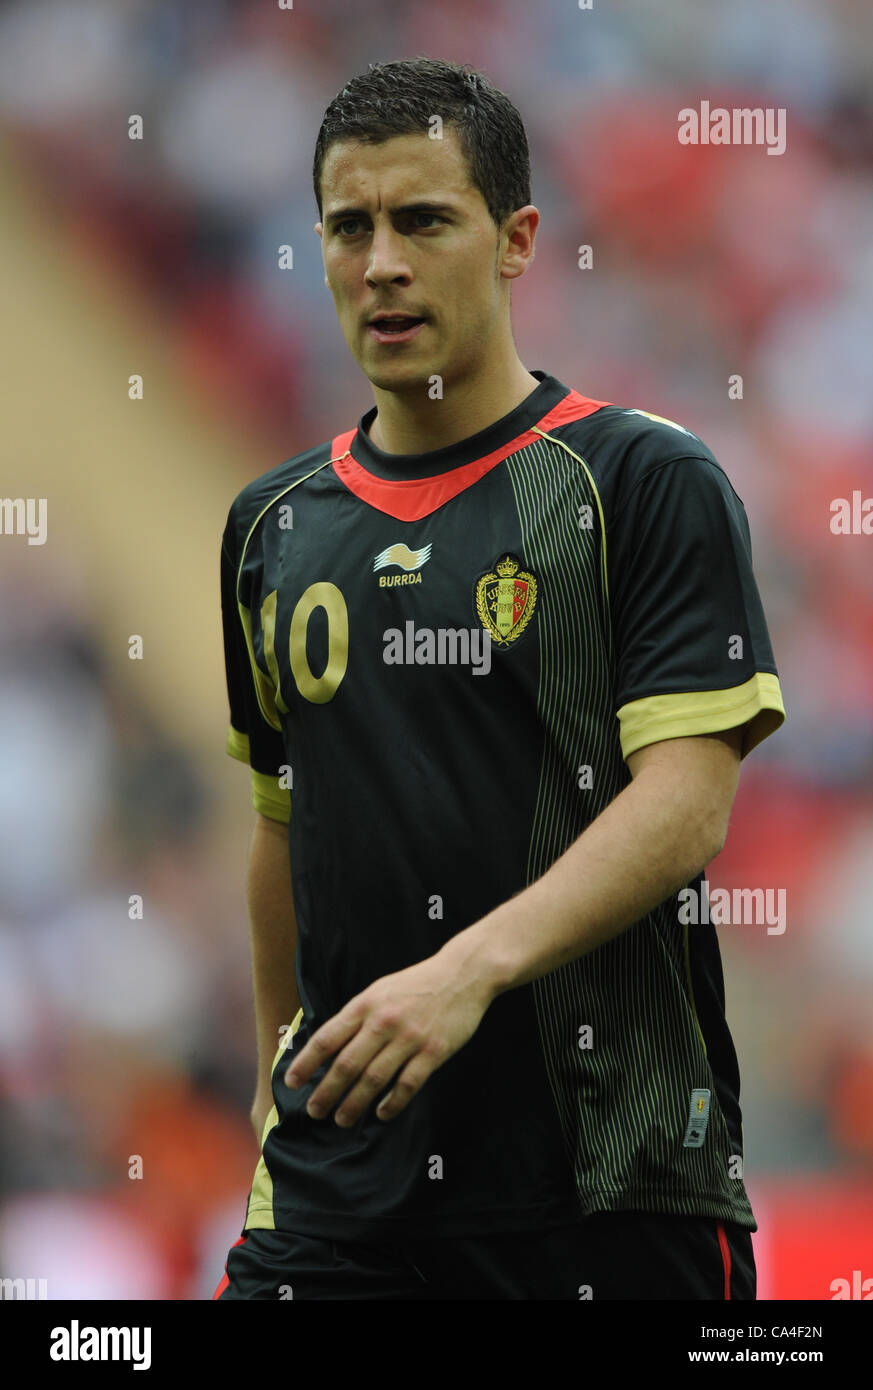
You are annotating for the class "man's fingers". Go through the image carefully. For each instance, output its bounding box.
[375,1057,435,1120]
[336,1048,438,1125]
[284,1014,362,1088]
[313,1038,415,1123]
[279,982,456,1124]
[331,1043,423,1125]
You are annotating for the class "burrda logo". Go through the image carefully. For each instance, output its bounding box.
[374,541,432,587]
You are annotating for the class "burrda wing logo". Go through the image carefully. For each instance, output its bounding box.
[373,542,433,572]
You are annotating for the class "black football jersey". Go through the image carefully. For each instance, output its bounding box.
[221,370,785,1240]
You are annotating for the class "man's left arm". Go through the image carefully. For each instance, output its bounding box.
[283,725,742,1125]
[451,723,743,991]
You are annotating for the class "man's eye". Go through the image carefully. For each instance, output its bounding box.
[334,213,443,236]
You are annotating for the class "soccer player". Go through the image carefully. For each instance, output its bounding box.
[213,58,785,1301]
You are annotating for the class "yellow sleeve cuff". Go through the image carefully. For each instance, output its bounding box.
[617,671,785,761]
[226,726,250,762]
[251,770,291,823]
[226,727,291,823]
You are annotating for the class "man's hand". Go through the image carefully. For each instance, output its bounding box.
[283,949,495,1126]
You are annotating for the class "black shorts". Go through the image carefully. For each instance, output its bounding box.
[213,1212,755,1301]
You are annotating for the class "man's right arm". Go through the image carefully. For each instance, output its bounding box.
[247,810,301,1143]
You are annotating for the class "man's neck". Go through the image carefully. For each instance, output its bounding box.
[366,359,541,456]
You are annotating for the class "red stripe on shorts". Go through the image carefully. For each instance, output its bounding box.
[212,1235,247,1300]
[716,1222,732,1300]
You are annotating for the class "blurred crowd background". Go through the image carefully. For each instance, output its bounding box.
[1,0,872,1299]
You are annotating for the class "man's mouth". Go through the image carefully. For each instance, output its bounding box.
[367,315,428,343]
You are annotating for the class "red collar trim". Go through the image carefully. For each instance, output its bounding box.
[330,390,611,522]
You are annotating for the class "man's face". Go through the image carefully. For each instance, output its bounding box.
[316,129,511,393]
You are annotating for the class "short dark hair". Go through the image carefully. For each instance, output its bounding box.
[313,57,531,229]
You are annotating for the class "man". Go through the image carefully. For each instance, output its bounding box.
[213,57,785,1301]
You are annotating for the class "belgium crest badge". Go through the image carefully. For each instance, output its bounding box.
[474,553,537,646]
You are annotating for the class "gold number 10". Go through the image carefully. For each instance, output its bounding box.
[261,582,349,707]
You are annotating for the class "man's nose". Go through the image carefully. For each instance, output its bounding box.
[365,223,411,285]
